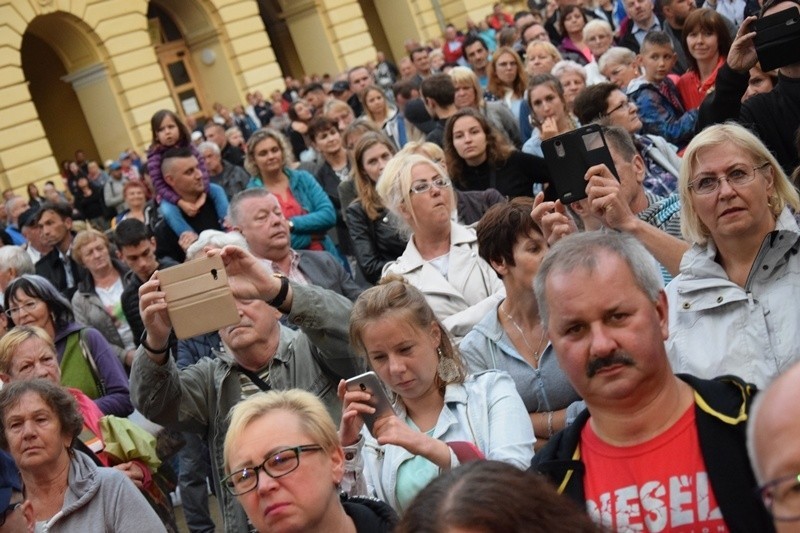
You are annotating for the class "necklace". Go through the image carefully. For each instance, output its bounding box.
[501,302,547,366]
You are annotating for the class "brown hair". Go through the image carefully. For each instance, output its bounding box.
[349,275,466,394]
[353,132,397,220]
[681,8,732,75]
[444,108,514,186]
[476,197,543,278]
[0,379,83,450]
[397,460,601,533]
[487,47,526,100]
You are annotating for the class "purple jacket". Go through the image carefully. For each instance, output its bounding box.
[146,142,210,205]
[54,322,133,417]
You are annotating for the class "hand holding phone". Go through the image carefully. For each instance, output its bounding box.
[344,372,395,438]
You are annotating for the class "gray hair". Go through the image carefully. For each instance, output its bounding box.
[197,141,220,156]
[552,60,587,81]
[228,187,276,227]
[534,232,663,326]
[0,246,34,281]
[583,19,613,41]
[185,230,248,260]
[598,46,637,73]
[4,197,25,218]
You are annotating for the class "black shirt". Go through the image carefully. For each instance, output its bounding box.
[155,198,223,263]
[456,150,551,199]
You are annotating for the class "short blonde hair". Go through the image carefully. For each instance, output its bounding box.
[0,325,56,374]
[223,389,340,473]
[375,153,455,235]
[448,67,485,109]
[679,123,800,245]
[526,41,562,65]
[72,229,110,267]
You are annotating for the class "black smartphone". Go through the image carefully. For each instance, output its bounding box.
[754,7,800,71]
[345,371,395,436]
[541,124,620,204]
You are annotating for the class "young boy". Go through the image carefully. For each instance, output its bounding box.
[627,31,698,149]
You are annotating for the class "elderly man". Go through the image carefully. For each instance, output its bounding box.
[197,141,248,200]
[103,161,127,215]
[130,245,363,533]
[748,361,800,532]
[530,232,773,531]
[152,146,226,263]
[4,196,28,245]
[230,188,363,301]
[0,246,34,292]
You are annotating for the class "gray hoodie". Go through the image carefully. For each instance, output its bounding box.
[36,451,165,532]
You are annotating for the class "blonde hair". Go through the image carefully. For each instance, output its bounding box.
[679,123,800,245]
[448,67,485,109]
[375,153,455,235]
[0,325,57,374]
[349,276,466,394]
[72,228,110,267]
[245,128,294,176]
[223,389,340,473]
[526,41,562,65]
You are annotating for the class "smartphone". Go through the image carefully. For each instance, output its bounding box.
[541,124,620,204]
[754,7,800,71]
[345,371,395,436]
[159,255,240,340]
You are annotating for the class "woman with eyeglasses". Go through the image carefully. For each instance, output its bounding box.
[574,82,682,197]
[339,277,534,511]
[444,108,550,200]
[0,379,163,531]
[222,388,398,533]
[377,153,505,340]
[3,275,131,417]
[665,123,800,389]
[582,19,615,84]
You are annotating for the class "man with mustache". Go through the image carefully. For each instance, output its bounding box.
[530,231,772,532]
[129,245,364,533]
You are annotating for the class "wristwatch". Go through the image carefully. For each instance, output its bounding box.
[268,273,289,308]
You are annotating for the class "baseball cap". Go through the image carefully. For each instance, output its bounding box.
[118,151,131,160]
[108,161,122,171]
[330,80,350,94]
[0,450,22,510]
[403,98,437,134]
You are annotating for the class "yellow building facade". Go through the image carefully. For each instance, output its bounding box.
[0,0,520,193]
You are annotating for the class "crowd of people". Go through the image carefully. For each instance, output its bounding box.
[1,0,800,531]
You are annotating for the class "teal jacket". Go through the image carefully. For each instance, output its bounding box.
[247,166,337,255]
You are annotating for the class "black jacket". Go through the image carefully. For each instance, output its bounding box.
[35,241,86,300]
[531,374,774,533]
[313,161,354,256]
[342,495,398,533]
[345,202,407,284]
[456,188,507,225]
[456,151,550,200]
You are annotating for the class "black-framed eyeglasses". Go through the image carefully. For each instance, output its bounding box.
[605,98,633,116]
[4,300,40,319]
[756,472,800,521]
[222,444,323,496]
[688,162,769,195]
[409,177,452,195]
[0,502,22,527]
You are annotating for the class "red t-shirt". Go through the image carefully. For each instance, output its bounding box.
[274,187,323,251]
[581,405,728,532]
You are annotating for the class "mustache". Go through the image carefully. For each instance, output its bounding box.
[586,351,635,378]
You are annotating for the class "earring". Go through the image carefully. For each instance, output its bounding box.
[437,347,459,383]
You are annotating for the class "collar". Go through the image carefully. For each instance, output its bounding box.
[390,222,477,273]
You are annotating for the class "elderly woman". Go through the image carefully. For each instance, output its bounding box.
[345,133,406,284]
[245,128,337,257]
[223,389,397,532]
[583,19,614,84]
[0,325,176,531]
[377,153,505,339]
[340,278,534,511]
[444,108,550,199]
[525,40,562,78]
[0,379,163,530]
[4,275,131,416]
[598,47,640,90]
[449,66,522,148]
[574,82,682,197]
[461,199,583,450]
[666,123,800,388]
[552,60,588,113]
[112,180,156,230]
[71,229,135,368]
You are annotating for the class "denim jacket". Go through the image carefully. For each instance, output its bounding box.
[341,370,535,511]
